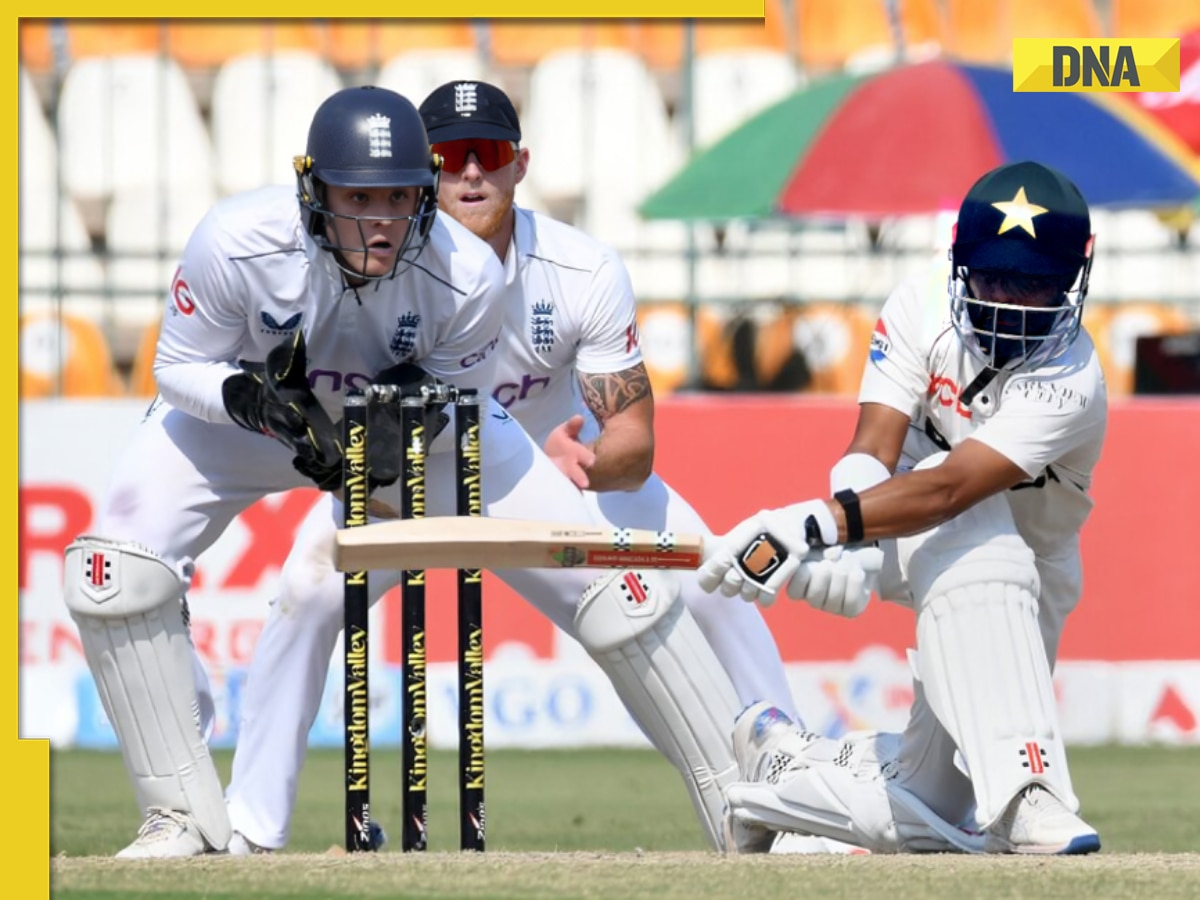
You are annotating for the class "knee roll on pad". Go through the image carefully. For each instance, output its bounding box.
[64,536,232,850]
[574,570,742,852]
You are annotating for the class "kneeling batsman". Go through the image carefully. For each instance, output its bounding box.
[696,502,987,856]
[696,461,1091,855]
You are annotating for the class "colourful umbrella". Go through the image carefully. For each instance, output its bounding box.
[640,59,1200,222]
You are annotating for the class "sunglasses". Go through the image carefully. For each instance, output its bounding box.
[433,139,517,174]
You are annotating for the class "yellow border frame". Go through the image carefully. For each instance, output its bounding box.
[14,6,764,895]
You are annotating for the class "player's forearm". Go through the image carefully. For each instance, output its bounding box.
[154,360,242,424]
[830,466,977,543]
[585,425,654,492]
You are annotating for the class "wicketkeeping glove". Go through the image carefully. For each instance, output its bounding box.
[222,330,344,491]
[365,363,450,490]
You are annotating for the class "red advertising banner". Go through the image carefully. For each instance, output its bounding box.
[377,395,1200,665]
[18,398,1200,668]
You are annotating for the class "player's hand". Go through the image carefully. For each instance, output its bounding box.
[367,363,450,490]
[544,415,595,490]
[223,331,343,474]
[292,453,343,492]
[697,500,838,604]
[786,544,883,617]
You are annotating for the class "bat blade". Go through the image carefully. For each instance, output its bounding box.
[334,516,705,572]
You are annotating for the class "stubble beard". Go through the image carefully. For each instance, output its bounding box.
[458,185,515,243]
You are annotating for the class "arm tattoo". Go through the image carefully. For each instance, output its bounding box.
[579,364,651,424]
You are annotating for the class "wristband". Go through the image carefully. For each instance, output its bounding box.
[834,488,865,544]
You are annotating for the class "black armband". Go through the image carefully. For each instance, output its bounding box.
[834,488,865,544]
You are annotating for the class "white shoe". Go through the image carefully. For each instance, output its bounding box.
[984,785,1101,855]
[732,702,830,786]
[725,703,835,854]
[115,808,210,859]
[770,832,872,855]
[228,832,273,856]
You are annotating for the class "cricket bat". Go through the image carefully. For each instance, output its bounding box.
[334,516,706,572]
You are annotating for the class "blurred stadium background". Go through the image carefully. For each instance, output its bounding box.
[17,4,1200,399]
[18,7,1200,764]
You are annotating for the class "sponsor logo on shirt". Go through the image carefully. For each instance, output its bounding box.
[460,335,500,369]
[1008,379,1089,412]
[259,310,302,336]
[928,374,971,420]
[170,268,195,316]
[870,319,890,363]
[625,322,640,354]
[493,373,551,408]
[307,369,373,394]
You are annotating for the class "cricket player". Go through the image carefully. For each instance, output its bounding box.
[416,78,797,723]
[61,85,512,859]
[63,86,750,859]
[76,79,796,858]
[700,161,1107,855]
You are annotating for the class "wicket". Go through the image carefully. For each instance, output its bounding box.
[341,383,485,853]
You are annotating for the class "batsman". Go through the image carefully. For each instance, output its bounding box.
[703,161,1107,856]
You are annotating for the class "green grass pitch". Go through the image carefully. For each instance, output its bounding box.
[51,745,1200,898]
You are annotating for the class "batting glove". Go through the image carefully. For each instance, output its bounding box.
[786,544,884,617]
[697,500,838,605]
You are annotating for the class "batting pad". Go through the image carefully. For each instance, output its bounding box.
[64,537,232,850]
[575,570,742,852]
[913,579,1077,828]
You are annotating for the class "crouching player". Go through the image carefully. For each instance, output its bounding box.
[702,161,1106,856]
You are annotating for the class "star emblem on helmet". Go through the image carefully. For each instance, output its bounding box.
[990,186,1048,238]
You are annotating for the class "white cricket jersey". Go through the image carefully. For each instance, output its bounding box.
[153,185,506,428]
[860,261,1108,560]
[489,206,644,446]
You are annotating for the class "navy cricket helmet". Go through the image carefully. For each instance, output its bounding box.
[294,86,442,280]
[949,161,1095,370]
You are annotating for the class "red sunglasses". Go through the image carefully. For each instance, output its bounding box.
[433,139,517,174]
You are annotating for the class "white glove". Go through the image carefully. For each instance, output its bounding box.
[697,500,838,605]
[786,544,884,617]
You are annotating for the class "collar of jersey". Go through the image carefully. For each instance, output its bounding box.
[506,205,534,289]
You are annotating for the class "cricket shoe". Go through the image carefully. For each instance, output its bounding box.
[724,702,838,854]
[984,785,1101,855]
[115,808,211,859]
[732,702,837,786]
[227,832,273,856]
[770,832,872,855]
[229,820,387,856]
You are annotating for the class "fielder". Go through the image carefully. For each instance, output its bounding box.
[194,84,790,856]
[701,161,1107,856]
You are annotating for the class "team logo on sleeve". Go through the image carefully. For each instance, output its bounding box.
[625,322,640,353]
[259,311,302,336]
[389,312,421,360]
[531,301,555,352]
[170,268,195,316]
[869,319,891,363]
